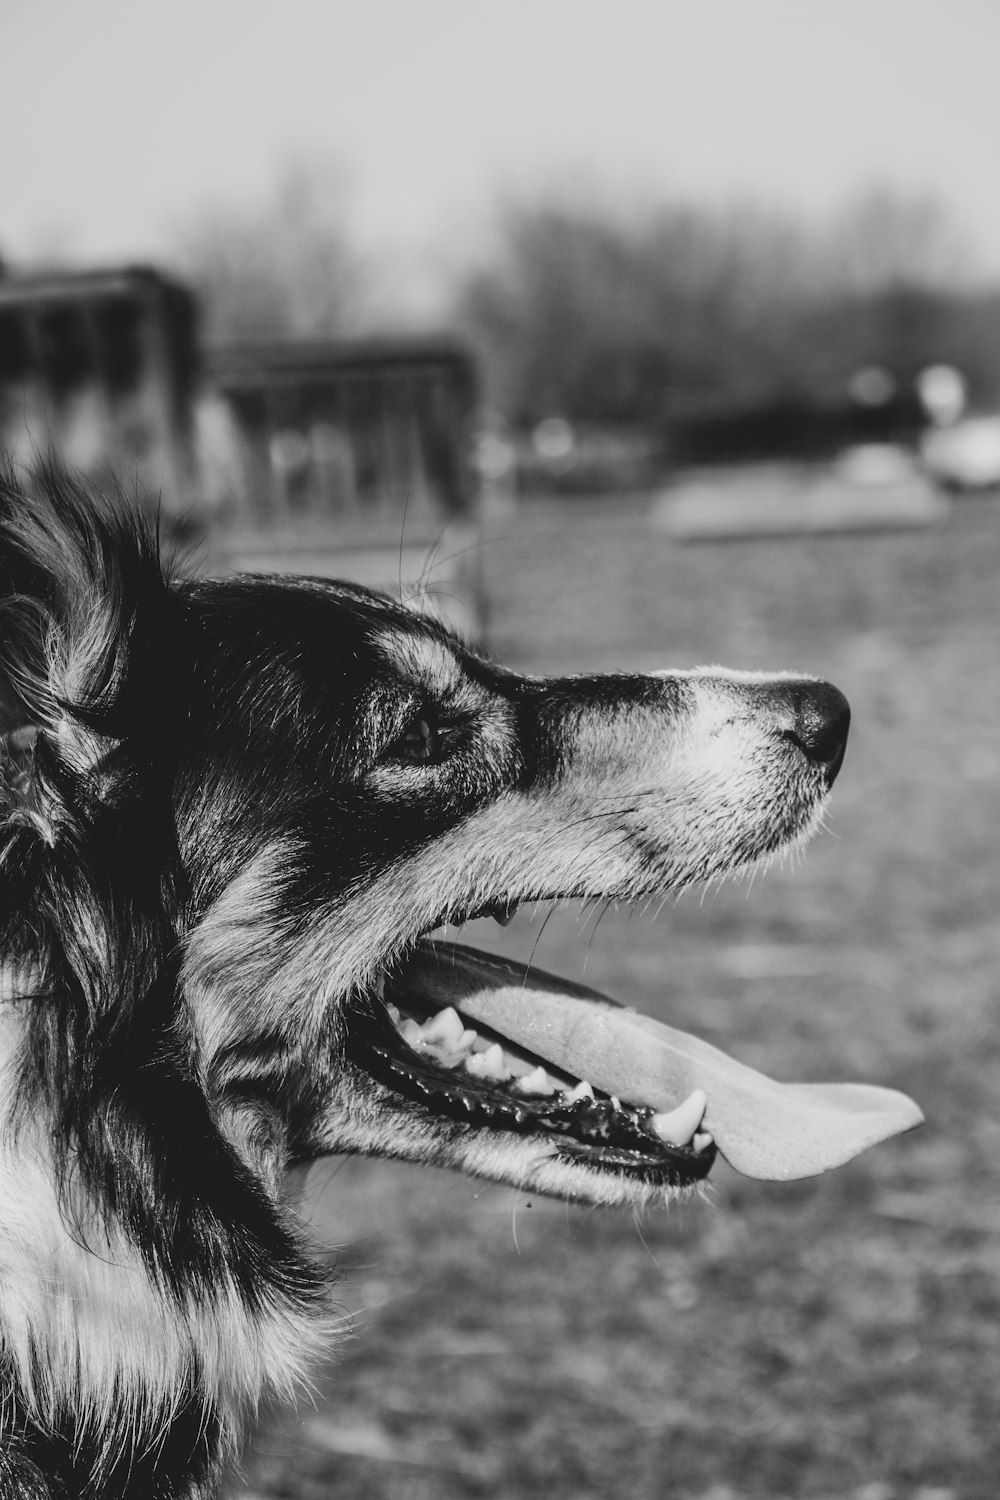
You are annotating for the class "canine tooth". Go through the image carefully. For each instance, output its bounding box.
[421,1006,465,1049]
[466,1043,509,1079]
[565,1080,595,1102]
[515,1066,557,1096]
[693,1131,714,1154]
[385,1003,401,1024]
[651,1089,708,1146]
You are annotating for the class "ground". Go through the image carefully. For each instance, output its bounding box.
[230,480,1000,1500]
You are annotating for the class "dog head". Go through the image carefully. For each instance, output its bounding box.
[0,466,887,1220]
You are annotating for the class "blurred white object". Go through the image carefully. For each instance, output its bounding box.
[916,364,967,427]
[269,428,312,477]
[652,459,946,540]
[475,431,517,483]
[922,416,1000,490]
[532,416,576,464]
[835,443,916,486]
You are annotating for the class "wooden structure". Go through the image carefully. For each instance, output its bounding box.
[204,337,483,634]
[0,266,198,515]
[0,268,486,634]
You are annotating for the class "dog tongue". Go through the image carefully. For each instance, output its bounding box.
[395,942,923,1181]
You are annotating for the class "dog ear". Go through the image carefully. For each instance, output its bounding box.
[0,465,169,819]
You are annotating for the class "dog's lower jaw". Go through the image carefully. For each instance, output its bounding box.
[310,1073,706,1209]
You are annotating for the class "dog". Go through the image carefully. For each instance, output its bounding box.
[0,464,856,1498]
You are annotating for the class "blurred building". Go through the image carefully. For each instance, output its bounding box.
[202,335,477,524]
[0,266,198,516]
[201,336,482,632]
[0,266,485,632]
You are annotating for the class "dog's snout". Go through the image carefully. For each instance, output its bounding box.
[778,680,851,782]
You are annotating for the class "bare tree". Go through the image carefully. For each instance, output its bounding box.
[458,185,982,425]
[175,157,370,344]
[459,194,824,423]
[824,184,972,294]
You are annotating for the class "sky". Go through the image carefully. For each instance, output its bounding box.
[4,0,1000,310]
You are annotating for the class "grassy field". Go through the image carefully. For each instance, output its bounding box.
[234,482,1000,1500]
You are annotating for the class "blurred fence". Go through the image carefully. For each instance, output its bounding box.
[201,336,482,634]
[0,267,485,633]
[0,266,198,516]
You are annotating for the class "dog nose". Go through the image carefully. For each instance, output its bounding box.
[779,680,851,782]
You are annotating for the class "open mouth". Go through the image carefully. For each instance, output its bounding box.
[346,906,924,1192]
[353,950,716,1190]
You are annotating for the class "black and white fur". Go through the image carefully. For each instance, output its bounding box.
[0,466,849,1498]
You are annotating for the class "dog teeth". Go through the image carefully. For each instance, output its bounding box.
[391,1005,574,1096]
[399,1018,424,1047]
[514,1065,558,1095]
[388,998,712,1146]
[650,1089,708,1146]
[389,1001,706,1146]
[420,1006,466,1049]
[465,1043,508,1080]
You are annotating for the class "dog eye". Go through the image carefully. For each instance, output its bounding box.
[388,716,439,765]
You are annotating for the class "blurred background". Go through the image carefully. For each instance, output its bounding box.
[5,2,1000,1496]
